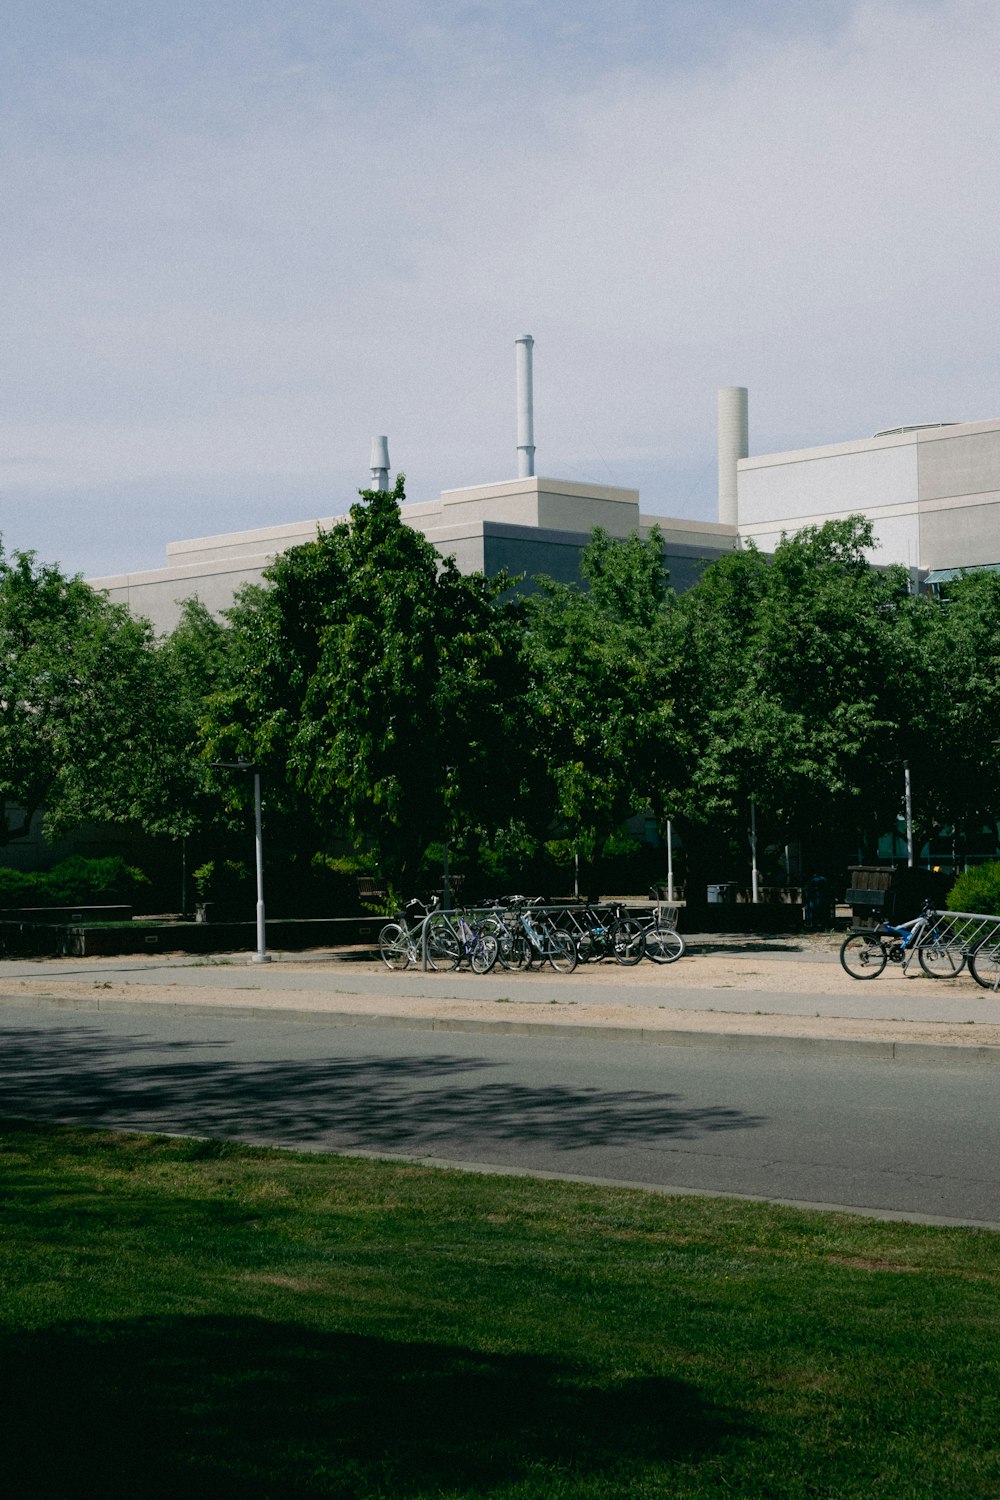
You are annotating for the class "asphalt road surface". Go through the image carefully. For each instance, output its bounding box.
[2,1003,998,1227]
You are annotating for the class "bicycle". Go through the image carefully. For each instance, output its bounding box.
[378,896,474,972]
[505,897,577,973]
[839,902,966,980]
[636,904,686,965]
[422,907,499,974]
[967,940,1000,990]
[477,899,530,971]
[562,902,645,965]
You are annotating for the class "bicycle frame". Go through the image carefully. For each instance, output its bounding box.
[877,911,933,972]
[516,905,560,959]
[418,905,500,973]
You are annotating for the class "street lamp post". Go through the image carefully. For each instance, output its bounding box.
[749,798,760,903]
[903,759,914,868]
[442,765,454,911]
[210,759,270,964]
[888,757,915,868]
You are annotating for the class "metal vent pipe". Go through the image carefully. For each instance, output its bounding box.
[717,386,748,527]
[515,335,535,478]
[370,435,390,491]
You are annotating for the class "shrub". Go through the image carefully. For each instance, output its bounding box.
[0,857,148,909]
[190,859,249,914]
[946,862,1000,916]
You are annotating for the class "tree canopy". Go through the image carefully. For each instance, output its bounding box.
[206,477,528,893]
[6,506,1000,897]
[0,543,204,844]
[521,525,682,861]
[675,518,922,859]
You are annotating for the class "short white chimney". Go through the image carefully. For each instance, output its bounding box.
[370,435,390,491]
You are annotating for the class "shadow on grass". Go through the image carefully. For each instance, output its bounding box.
[0,1316,744,1497]
[0,1025,765,1154]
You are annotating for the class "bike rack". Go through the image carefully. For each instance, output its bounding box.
[919,909,1000,961]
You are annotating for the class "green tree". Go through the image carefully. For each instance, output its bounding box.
[904,570,1000,852]
[207,478,527,894]
[155,597,233,840]
[676,518,920,870]
[522,525,682,864]
[0,542,201,844]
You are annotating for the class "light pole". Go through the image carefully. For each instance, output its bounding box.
[749,798,760,903]
[442,765,454,911]
[210,759,270,964]
[888,757,915,867]
[903,759,914,868]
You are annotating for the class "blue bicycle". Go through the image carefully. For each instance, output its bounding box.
[839,902,966,980]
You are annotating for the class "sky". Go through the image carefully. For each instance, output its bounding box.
[3,0,998,579]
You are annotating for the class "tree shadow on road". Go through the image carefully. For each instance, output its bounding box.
[0,1023,765,1154]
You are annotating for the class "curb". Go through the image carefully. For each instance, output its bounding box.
[3,991,999,1066]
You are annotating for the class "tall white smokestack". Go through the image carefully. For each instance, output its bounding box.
[717,387,748,527]
[369,435,390,491]
[515,334,535,478]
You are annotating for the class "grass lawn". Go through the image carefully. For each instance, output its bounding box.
[1,1119,998,1498]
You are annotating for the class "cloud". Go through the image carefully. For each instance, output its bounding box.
[1,0,997,575]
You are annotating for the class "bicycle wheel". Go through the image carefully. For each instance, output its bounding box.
[644,925,685,964]
[918,942,966,979]
[425,915,461,971]
[611,918,645,966]
[969,944,1000,990]
[470,932,499,975]
[378,922,412,971]
[505,934,533,971]
[480,915,512,968]
[547,931,578,973]
[575,928,604,963]
[839,932,887,979]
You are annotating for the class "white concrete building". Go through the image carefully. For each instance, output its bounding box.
[722,390,1000,580]
[90,474,737,635]
[89,334,738,633]
[89,348,1000,635]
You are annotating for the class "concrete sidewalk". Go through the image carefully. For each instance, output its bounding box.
[2,942,1000,1064]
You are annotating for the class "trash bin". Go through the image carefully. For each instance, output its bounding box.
[707,882,736,904]
[845,865,894,925]
[803,874,832,930]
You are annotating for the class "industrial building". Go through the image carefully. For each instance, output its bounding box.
[88,349,1000,634]
[90,337,737,633]
[720,385,1000,581]
[90,475,736,635]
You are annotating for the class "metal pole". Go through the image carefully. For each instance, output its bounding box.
[904,760,914,868]
[750,799,760,903]
[666,820,675,904]
[515,334,535,478]
[251,769,270,963]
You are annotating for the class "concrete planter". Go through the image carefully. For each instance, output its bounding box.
[50,915,386,958]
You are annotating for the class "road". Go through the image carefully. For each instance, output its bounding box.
[2,1002,998,1227]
